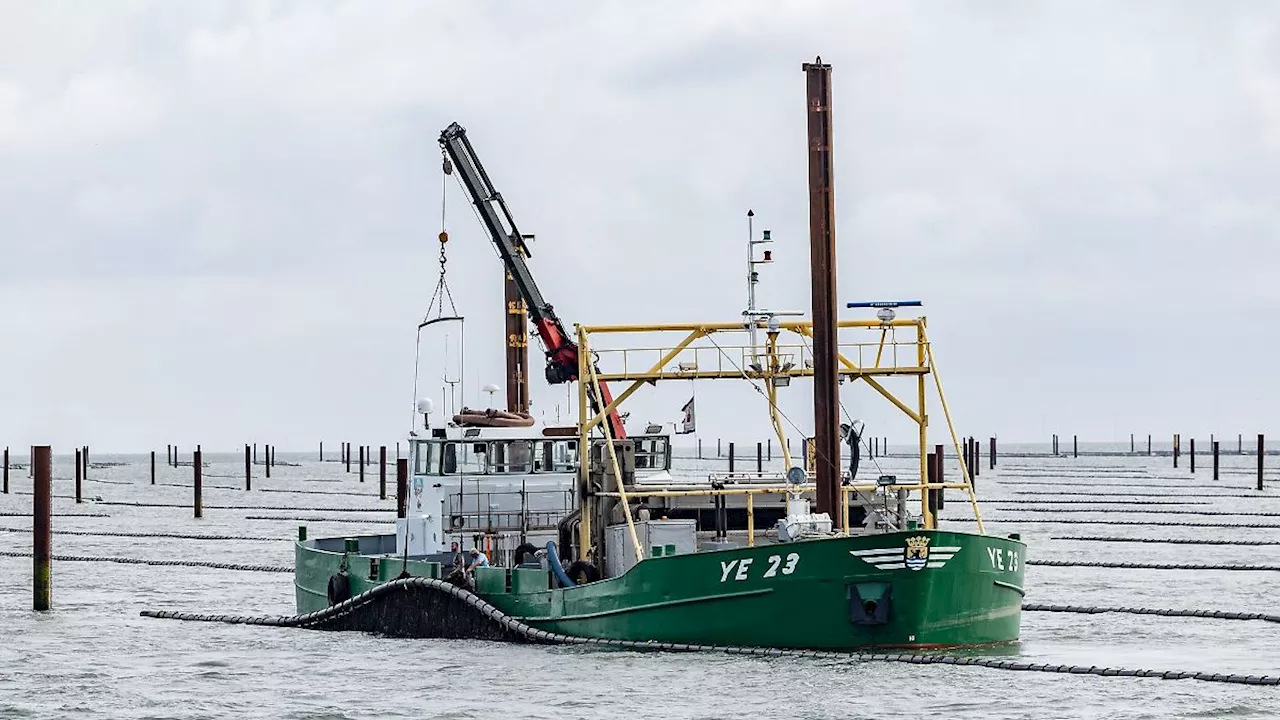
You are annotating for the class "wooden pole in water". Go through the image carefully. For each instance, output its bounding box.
[698,438,702,459]
[1130,433,1134,453]
[193,448,203,518]
[972,437,980,478]
[1258,434,1265,491]
[345,443,351,473]
[359,445,365,483]
[150,450,156,485]
[167,444,172,466]
[1190,438,1196,473]
[244,444,252,491]
[1147,434,1152,456]
[728,442,735,473]
[82,446,88,479]
[32,445,51,611]
[379,445,387,500]
[756,442,763,474]
[2,446,8,494]
[265,446,271,479]
[989,437,997,469]
[1174,434,1180,468]
[396,458,408,519]
[803,56,841,530]
[1073,435,1078,458]
[1239,433,1243,455]
[269,444,275,468]
[320,441,324,462]
[1213,440,1220,481]
[74,448,82,504]
[253,443,257,465]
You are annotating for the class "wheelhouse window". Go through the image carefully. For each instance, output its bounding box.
[413,441,440,475]
[441,441,487,475]
[539,439,578,473]
[633,436,670,470]
[489,440,533,474]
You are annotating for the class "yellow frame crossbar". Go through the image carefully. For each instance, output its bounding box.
[574,316,985,562]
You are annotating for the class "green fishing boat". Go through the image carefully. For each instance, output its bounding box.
[295,61,1024,650]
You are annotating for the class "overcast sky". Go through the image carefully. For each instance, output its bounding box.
[2,1,1277,453]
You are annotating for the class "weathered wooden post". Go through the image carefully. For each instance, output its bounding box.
[82,445,88,479]
[345,443,351,473]
[150,450,156,485]
[2,446,8,494]
[972,437,980,478]
[193,448,203,519]
[926,451,940,516]
[1190,438,1196,473]
[270,444,275,468]
[1130,433,1134,453]
[359,445,365,483]
[379,445,388,500]
[320,441,324,462]
[756,442,763,474]
[1213,440,1220,481]
[33,445,51,611]
[728,442,735,473]
[718,438,722,457]
[697,438,702,459]
[244,444,252,491]
[1147,434,1152,456]
[1258,434,1265,491]
[1174,434,1180,468]
[253,443,258,465]
[1073,434,1078,458]
[396,458,408,518]
[74,448,82,504]
[1239,433,1243,455]
[167,444,172,466]
[989,436,997,469]
[265,446,271,479]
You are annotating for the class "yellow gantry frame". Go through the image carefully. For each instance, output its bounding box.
[575,317,985,562]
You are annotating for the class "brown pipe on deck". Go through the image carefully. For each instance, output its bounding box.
[33,445,51,611]
[396,458,409,519]
[193,448,203,519]
[803,57,841,529]
[379,445,388,500]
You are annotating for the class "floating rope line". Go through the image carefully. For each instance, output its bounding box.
[1052,535,1280,547]
[90,501,391,512]
[139,577,1280,687]
[945,517,1280,529]
[0,527,280,541]
[995,507,1280,518]
[1013,491,1265,498]
[244,515,384,524]
[1029,559,1280,572]
[1023,603,1280,624]
[0,550,289,573]
[1001,481,1261,490]
[988,499,1209,506]
[0,512,110,518]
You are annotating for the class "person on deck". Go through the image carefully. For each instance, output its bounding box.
[466,547,490,577]
[449,541,464,574]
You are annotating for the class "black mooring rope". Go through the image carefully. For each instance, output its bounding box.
[1052,535,1280,547]
[1029,559,1280,572]
[0,527,280,541]
[945,517,1280,529]
[1023,603,1280,624]
[138,577,1279,686]
[0,550,289,573]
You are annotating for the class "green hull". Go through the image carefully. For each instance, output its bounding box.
[296,530,1024,650]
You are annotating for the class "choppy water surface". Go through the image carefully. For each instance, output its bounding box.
[2,447,1278,719]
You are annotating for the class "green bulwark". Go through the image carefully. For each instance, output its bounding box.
[296,529,1024,650]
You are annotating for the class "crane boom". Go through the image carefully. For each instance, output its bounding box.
[438,122,627,440]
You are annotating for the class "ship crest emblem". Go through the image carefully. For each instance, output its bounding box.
[904,536,930,571]
[849,537,961,571]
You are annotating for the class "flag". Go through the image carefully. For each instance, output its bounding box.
[680,397,696,434]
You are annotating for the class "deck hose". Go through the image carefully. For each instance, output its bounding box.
[545,541,575,588]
